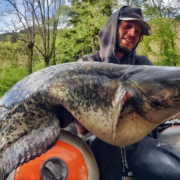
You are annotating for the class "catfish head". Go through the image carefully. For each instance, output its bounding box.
[58,63,180,147]
[124,65,180,123]
[105,65,180,146]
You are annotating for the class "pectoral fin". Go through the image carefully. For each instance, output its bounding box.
[112,86,131,140]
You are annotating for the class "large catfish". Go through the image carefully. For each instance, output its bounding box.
[0,62,180,179]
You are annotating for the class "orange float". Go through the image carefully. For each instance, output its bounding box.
[8,131,99,180]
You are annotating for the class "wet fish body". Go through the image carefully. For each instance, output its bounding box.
[1,62,180,179]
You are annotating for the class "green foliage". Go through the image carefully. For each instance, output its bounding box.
[1,0,180,97]
[154,48,180,66]
[142,0,178,18]
[0,0,180,78]
[0,40,19,67]
[0,39,31,69]
[137,17,180,66]
[0,62,46,98]
[32,61,45,72]
[0,66,29,97]
[56,0,117,62]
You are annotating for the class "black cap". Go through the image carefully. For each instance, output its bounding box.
[119,6,151,35]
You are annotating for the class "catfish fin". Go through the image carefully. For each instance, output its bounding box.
[112,85,131,140]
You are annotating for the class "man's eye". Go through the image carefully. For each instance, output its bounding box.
[124,25,130,29]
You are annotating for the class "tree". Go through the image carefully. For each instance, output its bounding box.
[3,0,37,74]
[33,0,61,67]
[56,0,118,62]
[3,0,63,69]
[137,0,180,66]
[137,17,180,66]
[142,0,180,18]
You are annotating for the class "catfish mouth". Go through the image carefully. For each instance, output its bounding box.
[121,91,132,109]
[55,105,76,128]
[73,121,89,135]
[55,105,89,135]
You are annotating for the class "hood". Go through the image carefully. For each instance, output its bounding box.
[98,8,137,64]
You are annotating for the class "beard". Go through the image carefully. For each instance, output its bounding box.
[116,42,131,55]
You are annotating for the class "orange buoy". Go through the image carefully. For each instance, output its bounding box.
[14,139,88,180]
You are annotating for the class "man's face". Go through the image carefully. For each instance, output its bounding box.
[117,20,142,54]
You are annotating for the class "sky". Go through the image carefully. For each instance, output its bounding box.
[0,0,70,34]
[0,1,18,33]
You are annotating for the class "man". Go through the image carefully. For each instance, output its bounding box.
[79,6,152,65]
[78,6,180,180]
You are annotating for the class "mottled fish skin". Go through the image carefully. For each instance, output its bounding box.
[0,62,125,179]
[1,62,180,179]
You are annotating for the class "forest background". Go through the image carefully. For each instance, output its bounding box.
[0,0,180,97]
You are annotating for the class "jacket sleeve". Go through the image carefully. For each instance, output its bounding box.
[135,55,154,65]
[77,54,95,62]
[77,52,102,62]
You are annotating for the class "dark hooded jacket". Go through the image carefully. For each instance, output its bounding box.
[78,7,153,65]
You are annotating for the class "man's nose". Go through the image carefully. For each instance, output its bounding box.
[128,27,135,36]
